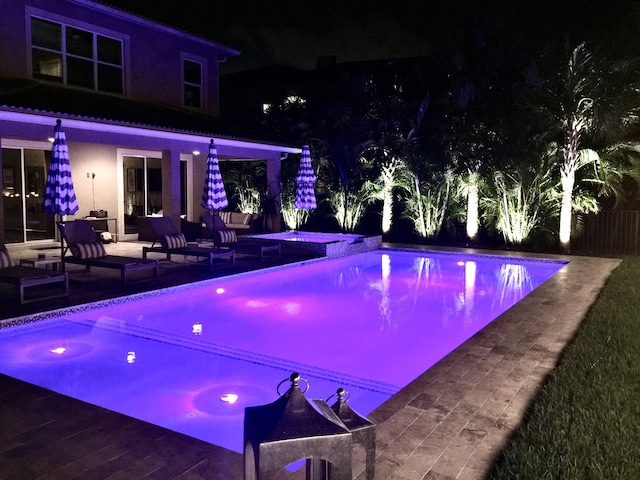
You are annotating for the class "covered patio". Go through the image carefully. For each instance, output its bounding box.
[0,82,301,247]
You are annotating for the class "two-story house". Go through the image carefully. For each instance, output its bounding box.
[0,0,298,244]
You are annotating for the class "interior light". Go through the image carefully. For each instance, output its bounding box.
[127,351,136,363]
[192,322,203,335]
[220,393,238,404]
[51,347,66,354]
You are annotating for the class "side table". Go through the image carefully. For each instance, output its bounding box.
[19,257,62,271]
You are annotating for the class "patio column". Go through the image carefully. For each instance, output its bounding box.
[161,148,181,227]
[0,142,4,237]
[265,152,282,232]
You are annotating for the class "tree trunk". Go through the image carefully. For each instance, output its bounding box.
[381,163,395,234]
[559,169,574,253]
[559,126,581,253]
[382,178,393,233]
[466,173,479,243]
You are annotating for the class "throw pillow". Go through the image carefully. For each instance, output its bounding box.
[160,233,187,249]
[0,250,15,268]
[219,211,232,224]
[71,242,107,259]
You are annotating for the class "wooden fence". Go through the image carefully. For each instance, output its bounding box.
[573,210,639,256]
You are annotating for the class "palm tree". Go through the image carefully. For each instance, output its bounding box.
[363,93,430,234]
[532,42,640,252]
[437,31,537,245]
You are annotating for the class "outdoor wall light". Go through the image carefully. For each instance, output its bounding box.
[215,287,225,294]
[127,351,136,363]
[192,150,200,155]
[192,322,203,335]
[51,347,66,354]
[47,137,55,143]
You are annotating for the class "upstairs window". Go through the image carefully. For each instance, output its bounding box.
[183,59,202,108]
[31,16,124,95]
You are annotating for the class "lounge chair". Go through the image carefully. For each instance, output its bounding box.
[0,241,69,304]
[142,216,235,270]
[57,220,158,285]
[201,213,281,262]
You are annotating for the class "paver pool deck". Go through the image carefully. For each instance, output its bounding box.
[0,240,621,479]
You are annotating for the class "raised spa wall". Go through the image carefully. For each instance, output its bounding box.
[250,234,383,258]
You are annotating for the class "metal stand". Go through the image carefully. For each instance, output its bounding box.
[244,373,352,480]
[329,388,376,480]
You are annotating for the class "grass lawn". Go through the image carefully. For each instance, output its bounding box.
[487,256,640,479]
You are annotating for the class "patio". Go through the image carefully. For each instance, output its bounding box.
[0,241,620,479]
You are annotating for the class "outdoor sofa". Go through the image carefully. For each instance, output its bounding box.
[201,213,280,262]
[216,211,263,234]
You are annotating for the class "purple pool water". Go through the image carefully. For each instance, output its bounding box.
[0,249,566,453]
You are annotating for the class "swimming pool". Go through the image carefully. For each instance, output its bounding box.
[248,231,382,257]
[0,249,566,454]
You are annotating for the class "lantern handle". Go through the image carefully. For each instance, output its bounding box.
[276,372,310,396]
[326,387,351,403]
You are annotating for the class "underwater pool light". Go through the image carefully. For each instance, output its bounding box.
[220,393,238,404]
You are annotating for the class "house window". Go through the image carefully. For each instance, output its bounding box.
[183,59,202,108]
[31,16,124,94]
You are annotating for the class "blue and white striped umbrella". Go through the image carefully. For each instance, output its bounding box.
[201,139,228,211]
[294,145,317,210]
[43,119,79,217]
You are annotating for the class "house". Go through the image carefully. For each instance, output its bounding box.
[0,0,299,245]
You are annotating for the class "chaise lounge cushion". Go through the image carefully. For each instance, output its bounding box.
[70,241,107,259]
[159,233,187,250]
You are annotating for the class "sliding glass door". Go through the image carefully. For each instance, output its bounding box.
[2,147,54,243]
[122,155,162,235]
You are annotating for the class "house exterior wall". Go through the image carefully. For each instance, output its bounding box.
[68,142,119,217]
[0,0,236,115]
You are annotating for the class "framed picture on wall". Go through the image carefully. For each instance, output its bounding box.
[127,168,136,192]
[2,168,13,186]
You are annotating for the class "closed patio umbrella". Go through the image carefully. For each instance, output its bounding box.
[201,139,228,212]
[43,119,79,218]
[294,145,317,210]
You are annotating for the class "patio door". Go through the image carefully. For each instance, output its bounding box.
[2,145,54,244]
[122,155,162,235]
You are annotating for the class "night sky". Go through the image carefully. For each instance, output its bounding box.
[100,0,639,74]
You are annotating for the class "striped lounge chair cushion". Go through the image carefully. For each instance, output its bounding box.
[71,242,107,259]
[218,229,237,244]
[159,233,187,249]
[0,250,15,268]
